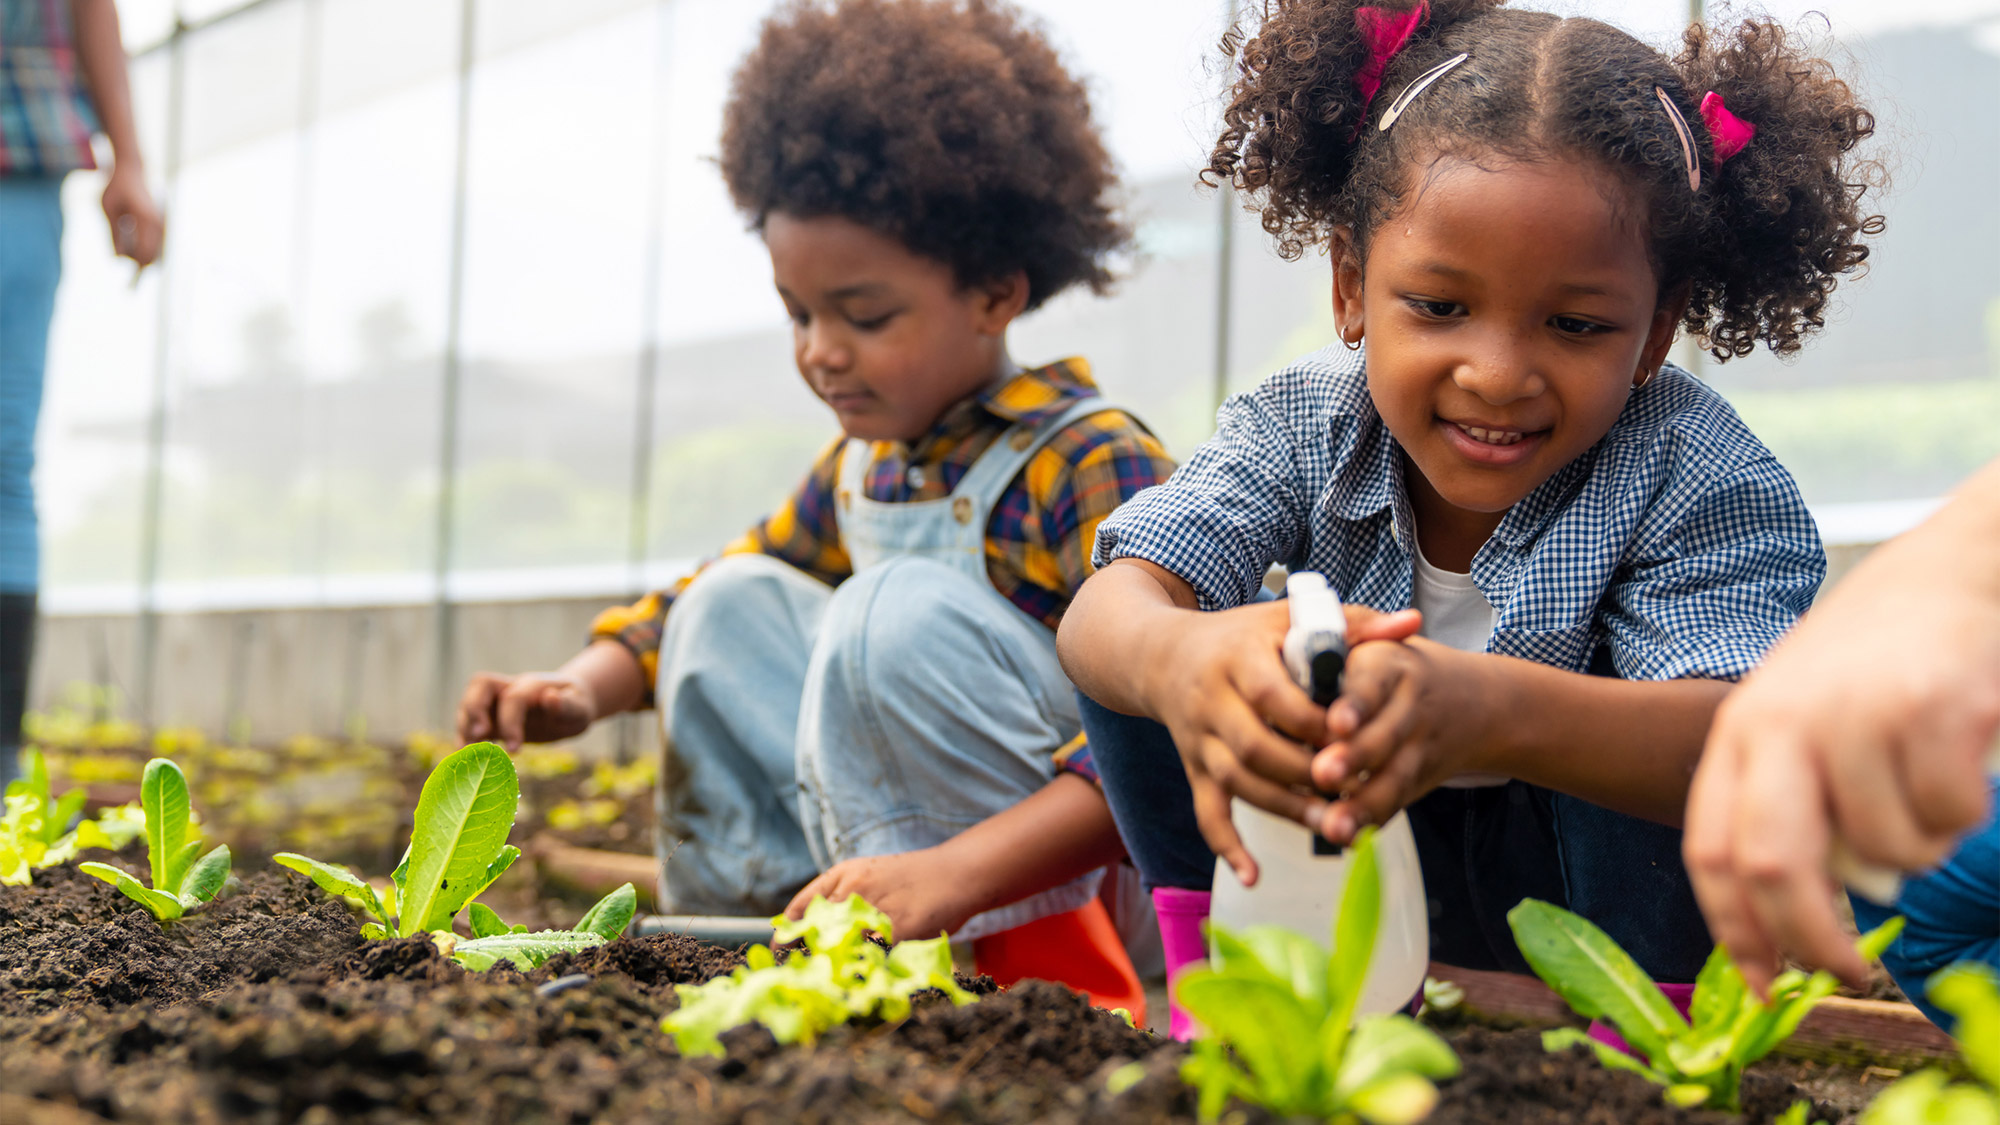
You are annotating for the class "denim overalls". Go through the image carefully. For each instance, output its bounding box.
[653,394,1121,940]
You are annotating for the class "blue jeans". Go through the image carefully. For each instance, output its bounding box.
[652,554,1100,939]
[1079,693,1714,982]
[0,176,63,793]
[1850,779,2000,1029]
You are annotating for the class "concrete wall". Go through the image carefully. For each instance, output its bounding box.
[28,541,1882,750]
[30,594,654,758]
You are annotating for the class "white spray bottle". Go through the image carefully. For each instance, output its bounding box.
[1208,572,1431,1015]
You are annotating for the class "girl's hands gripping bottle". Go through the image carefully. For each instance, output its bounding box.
[1208,572,1430,1014]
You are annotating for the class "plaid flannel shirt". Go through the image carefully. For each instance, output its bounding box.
[592,358,1174,778]
[2,0,100,175]
[1095,344,1825,682]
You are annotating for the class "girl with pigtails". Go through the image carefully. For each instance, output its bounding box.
[1057,0,1883,1038]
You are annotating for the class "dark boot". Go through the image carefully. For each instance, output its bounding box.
[0,591,35,790]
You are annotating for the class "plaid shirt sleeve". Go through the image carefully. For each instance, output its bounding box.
[1091,383,1317,611]
[588,437,853,699]
[1605,452,1824,682]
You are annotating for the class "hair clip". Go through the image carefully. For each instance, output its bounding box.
[1378,53,1469,133]
[1656,87,1701,191]
[1351,1,1429,138]
[1699,91,1757,163]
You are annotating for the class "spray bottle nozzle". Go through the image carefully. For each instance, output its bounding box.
[1283,571,1350,706]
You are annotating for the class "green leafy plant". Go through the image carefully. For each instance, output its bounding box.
[275,741,634,972]
[1175,826,1461,1125]
[78,758,231,921]
[1859,963,2000,1125]
[661,894,975,1058]
[2,748,86,884]
[1507,898,1902,1112]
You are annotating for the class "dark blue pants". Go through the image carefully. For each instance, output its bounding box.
[1850,779,2000,1029]
[1079,693,1714,982]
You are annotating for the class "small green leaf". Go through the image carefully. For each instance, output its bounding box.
[1333,1014,1460,1105]
[1325,825,1383,1067]
[574,882,637,941]
[398,742,520,937]
[1176,972,1319,1106]
[1507,898,1686,1062]
[1104,1061,1147,1096]
[80,860,184,920]
[47,789,87,847]
[447,927,605,971]
[360,921,390,940]
[464,844,522,904]
[1689,944,1744,1034]
[468,902,509,938]
[140,759,191,890]
[774,893,889,953]
[1346,1071,1441,1125]
[1928,963,2000,1089]
[1856,916,1906,963]
[1233,926,1329,1014]
[1541,1026,1671,1086]
[273,852,387,921]
[177,844,231,905]
[1664,1083,1713,1108]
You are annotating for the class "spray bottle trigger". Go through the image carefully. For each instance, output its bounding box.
[1309,650,1345,706]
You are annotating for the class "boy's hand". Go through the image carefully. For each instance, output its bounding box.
[1307,638,1497,844]
[457,672,598,751]
[1150,601,1422,886]
[784,849,979,941]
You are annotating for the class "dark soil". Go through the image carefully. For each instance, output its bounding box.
[0,858,1884,1125]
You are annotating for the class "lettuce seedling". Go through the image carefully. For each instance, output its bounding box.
[79,757,231,921]
[661,893,975,1058]
[276,742,635,971]
[1507,898,1902,1112]
[1859,963,2000,1125]
[1174,826,1461,1125]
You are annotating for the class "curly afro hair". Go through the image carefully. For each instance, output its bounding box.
[1206,0,1887,360]
[719,0,1131,312]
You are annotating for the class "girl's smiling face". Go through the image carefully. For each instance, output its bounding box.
[766,212,1026,444]
[1335,155,1684,567]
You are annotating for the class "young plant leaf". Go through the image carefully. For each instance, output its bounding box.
[79,860,185,920]
[176,844,231,905]
[467,902,509,939]
[1929,963,2000,1090]
[140,758,191,891]
[444,928,606,972]
[574,882,637,941]
[1331,1014,1461,1105]
[1507,898,1687,1062]
[1325,824,1383,1067]
[273,852,388,922]
[1345,1071,1441,1125]
[397,741,519,937]
[48,788,87,848]
[1542,1026,1671,1085]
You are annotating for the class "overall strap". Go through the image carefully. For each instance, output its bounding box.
[948,394,1134,519]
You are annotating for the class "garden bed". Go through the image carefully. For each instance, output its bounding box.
[1,851,1901,1124]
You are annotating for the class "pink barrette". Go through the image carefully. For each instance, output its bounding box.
[1352,1,1429,136]
[1699,91,1757,164]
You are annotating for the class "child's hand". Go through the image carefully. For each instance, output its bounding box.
[784,849,979,941]
[1150,600,1422,886]
[457,671,599,751]
[1307,638,1498,844]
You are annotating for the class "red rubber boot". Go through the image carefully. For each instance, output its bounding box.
[972,896,1147,1027]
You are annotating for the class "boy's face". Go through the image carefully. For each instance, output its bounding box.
[767,212,1024,444]
[1335,155,1682,554]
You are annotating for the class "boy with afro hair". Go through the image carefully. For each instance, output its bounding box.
[458,0,1176,984]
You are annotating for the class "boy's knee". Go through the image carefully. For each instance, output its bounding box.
[820,557,996,695]
[667,555,812,646]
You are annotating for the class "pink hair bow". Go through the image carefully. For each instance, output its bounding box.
[1699,91,1756,163]
[1354,1,1429,120]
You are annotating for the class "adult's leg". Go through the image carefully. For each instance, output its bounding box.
[1850,779,2000,1030]
[0,176,64,791]
[795,556,1098,942]
[653,554,827,915]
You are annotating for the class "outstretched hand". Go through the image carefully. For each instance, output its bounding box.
[783,849,979,942]
[1149,599,1423,887]
[457,671,598,752]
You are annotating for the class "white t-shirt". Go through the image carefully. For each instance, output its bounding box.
[1412,546,1509,788]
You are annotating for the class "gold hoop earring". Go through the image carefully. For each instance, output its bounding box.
[1340,329,1364,352]
[1633,367,1657,390]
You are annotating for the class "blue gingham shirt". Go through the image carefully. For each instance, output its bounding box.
[1095,345,1824,681]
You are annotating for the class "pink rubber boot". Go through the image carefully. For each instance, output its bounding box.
[1152,886,1212,1041]
[1587,982,1696,1060]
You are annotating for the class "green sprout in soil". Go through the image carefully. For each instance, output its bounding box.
[662,893,976,1059]
[1507,898,1903,1113]
[1176,826,1461,1125]
[1860,962,2000,1125]
[274,740,634,971]
[79,757,232,921]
